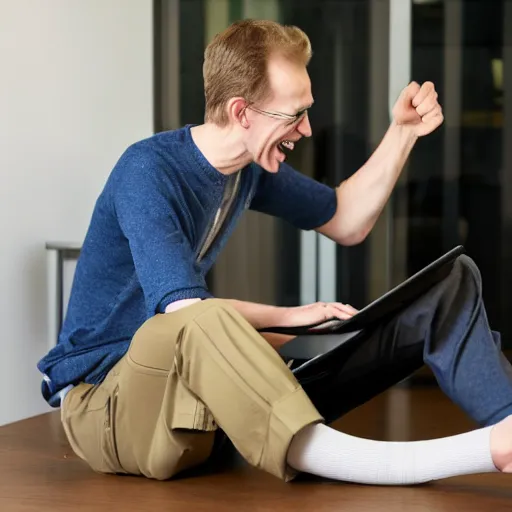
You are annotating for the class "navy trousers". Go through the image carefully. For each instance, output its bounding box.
[297,255,512,427]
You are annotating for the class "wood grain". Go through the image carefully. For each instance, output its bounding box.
[1,387,511,511]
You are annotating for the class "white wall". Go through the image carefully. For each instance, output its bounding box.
[0,1,154,425]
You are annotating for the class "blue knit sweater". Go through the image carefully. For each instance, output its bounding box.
[37,125,337,406]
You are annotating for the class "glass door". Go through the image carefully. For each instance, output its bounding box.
[158,0,512,351]
[293,0,512,353]
[278,0,413,311]
[394,0,512,348]
[279,0,377,308]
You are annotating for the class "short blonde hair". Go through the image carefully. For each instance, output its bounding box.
[203,19,312,126]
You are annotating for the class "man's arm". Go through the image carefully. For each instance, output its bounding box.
[317,81,443,246]
[165,298,357,348]
[166,299,294,348]
[223,299,283,330]
[317,121,417,246]
[165,298,282,329]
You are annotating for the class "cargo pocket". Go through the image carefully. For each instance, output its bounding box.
[101,384,127,474]
[164,361,217,433]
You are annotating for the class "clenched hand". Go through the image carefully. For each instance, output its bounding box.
[392,81,444,137]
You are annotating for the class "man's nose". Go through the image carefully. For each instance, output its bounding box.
[297,113,312,137]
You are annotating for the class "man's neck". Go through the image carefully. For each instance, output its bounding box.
[190,123,252,175]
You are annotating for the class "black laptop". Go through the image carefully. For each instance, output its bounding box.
[260,245,466,362]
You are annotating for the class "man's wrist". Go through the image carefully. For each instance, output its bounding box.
[224,299,286,330]
[389,120,419,146]
[267,306,290,328]
[251,304,286,330]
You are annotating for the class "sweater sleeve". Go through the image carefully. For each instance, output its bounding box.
[112,155,213,314]
[248,163,338,231]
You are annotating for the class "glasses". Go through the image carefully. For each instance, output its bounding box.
[246,105,309,125]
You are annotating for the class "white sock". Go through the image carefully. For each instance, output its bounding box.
[287,423,499,485]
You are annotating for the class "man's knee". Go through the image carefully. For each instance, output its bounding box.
[127,299,238,371]
[176,299,254,353]
[192,298,248,324]
[428,254,483,313]
[453,254,482,289]
[457,254,479,272]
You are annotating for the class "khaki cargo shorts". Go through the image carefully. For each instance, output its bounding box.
[61,299,323,481]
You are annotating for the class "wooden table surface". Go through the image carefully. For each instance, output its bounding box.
[1,387,512,511]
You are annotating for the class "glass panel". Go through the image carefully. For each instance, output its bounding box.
[460,0,503,331]
[164,0,512,350]
[395,0,511,346]
[279,0,377,308]
[504,1,512,350]
[176,0,393,310]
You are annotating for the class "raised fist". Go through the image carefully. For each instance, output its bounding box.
[392,81,444,137]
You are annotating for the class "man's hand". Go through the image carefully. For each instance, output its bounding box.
[392,81,444,137]
[279,302,359,327]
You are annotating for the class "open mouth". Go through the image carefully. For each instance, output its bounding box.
[279,139,295,153]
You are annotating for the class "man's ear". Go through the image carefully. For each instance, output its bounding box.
[227,98,250,128]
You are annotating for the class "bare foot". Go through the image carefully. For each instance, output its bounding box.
[490,415,512,472]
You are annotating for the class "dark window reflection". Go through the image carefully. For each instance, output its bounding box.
[171,0,511,347]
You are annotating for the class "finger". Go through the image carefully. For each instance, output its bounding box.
[394,82,422,124]
[415,92,439,117]
[421,106,443,124]
[331,303,359,317]
[342,303,359,315]
[328,307,353,321]
[327,303,356,320]
[411,81,435,108]
[316,304,349,321]
[401,81,421,104]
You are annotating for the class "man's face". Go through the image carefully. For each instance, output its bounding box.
[244,55,314,173]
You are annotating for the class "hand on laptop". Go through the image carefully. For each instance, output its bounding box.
[280,302,359,328]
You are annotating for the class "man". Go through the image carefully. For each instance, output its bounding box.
[38,19,512,485]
